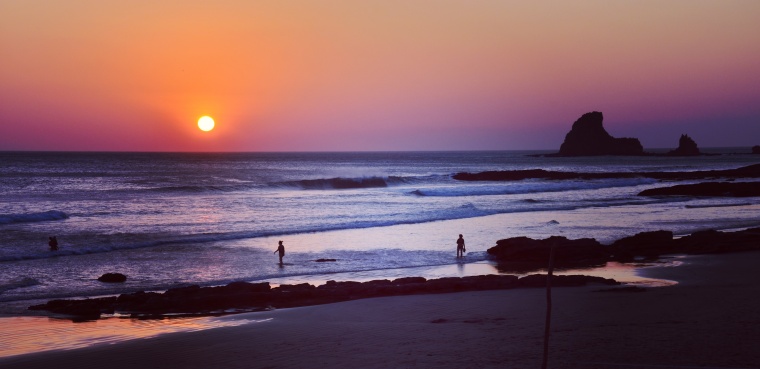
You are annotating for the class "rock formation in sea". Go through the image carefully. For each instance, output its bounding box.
[97,273,127,283]
[752,145,760,154]
[486,228,760,266]
[638,181,760,197]
[453,164,760,182]
[667,134,700,156]
[557,111,644,156]
[486,235,609,268]
[28,274,618,320]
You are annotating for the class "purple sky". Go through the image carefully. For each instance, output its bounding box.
[2,1,759,151]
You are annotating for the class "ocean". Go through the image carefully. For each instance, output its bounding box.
[2,150,760,315]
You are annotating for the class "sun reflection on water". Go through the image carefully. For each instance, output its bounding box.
[0,316,270,358]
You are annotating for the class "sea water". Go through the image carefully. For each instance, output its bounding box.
[1,150,759,314]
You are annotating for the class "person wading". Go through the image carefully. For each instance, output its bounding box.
[48,236,59,251]
[274,240,285,265]
[456,234,466,257]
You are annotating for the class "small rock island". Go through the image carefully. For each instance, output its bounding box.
[548,111,713,157]
[557,111,644,156]
[667,134,701,156]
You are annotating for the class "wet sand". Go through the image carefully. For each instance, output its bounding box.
[1,252,759,369]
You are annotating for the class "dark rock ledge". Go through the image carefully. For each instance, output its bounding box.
[453,164,760,182]
[638,181,760,197]
[97,273,127,283]
[29,274,617,321]
[488,228,760,268]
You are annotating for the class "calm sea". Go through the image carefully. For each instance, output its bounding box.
[1,150,759,314]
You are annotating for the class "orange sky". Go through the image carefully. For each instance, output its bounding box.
[2,1,759,151]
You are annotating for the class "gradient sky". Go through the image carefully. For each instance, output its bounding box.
[2,1,759,152]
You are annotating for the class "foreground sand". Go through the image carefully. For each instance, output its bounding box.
[2,252,759,369]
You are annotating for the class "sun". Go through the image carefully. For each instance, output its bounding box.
[197,116,215,132]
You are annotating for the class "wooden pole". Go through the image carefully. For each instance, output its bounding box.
[542,242,556,369]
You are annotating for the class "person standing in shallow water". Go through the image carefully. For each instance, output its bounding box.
[48,236,58,251]
[274,240,285,265]
[456,234,466,257]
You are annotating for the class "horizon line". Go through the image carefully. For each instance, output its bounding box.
[0,146,757,155]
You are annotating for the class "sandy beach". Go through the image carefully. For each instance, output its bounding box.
[1,251,758,369]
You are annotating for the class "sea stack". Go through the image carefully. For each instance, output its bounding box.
[667,134,700,156]
[752,145,760,154]
[557,112,644,156]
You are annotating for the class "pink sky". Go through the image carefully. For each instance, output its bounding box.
[1,1,759,152]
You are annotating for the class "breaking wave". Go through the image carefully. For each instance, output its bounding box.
[0,277,41,294]
[0,210,69,224]
[279,176,425,190]
[143,184,260,193]
[409,178,657,197]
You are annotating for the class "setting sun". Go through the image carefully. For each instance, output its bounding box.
[197,116,215,132]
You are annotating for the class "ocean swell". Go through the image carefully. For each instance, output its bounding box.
[143,184,259,193]
[409,178,657,197]
[0,277,41,294]
[0,210,69,225]
[281,176,402,190]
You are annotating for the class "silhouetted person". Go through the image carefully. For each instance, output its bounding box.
[48,236,59,251]
[274,240,285,265]
[456,234,466,257]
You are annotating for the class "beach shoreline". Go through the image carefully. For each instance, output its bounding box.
[2,250,758,368]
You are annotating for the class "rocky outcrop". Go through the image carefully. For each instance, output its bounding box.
[557,112,644,156]
[638,181,760,197]
[488,228,760,267]
[97,273,127,283]
[672,229,760,254]
[752,145,760,154]
[453,164,760,182]
[667,134,700,156]
[610,230,674,261]
[28,297,118,320]
[28,273,621,320]
[486,236,609,268]
[614,228,760,257]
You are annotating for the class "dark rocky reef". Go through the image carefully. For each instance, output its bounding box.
[486,236,609,269]
[489,228,760,268]
[453,164,760,182]
[667,134,700,156]
[28,274,617,320]
[610,230,674,261]
[556,112,644,156]
[638,181,760,197]
[97,273,127,283]
[752,145,760,154]
[612,228,760,257]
